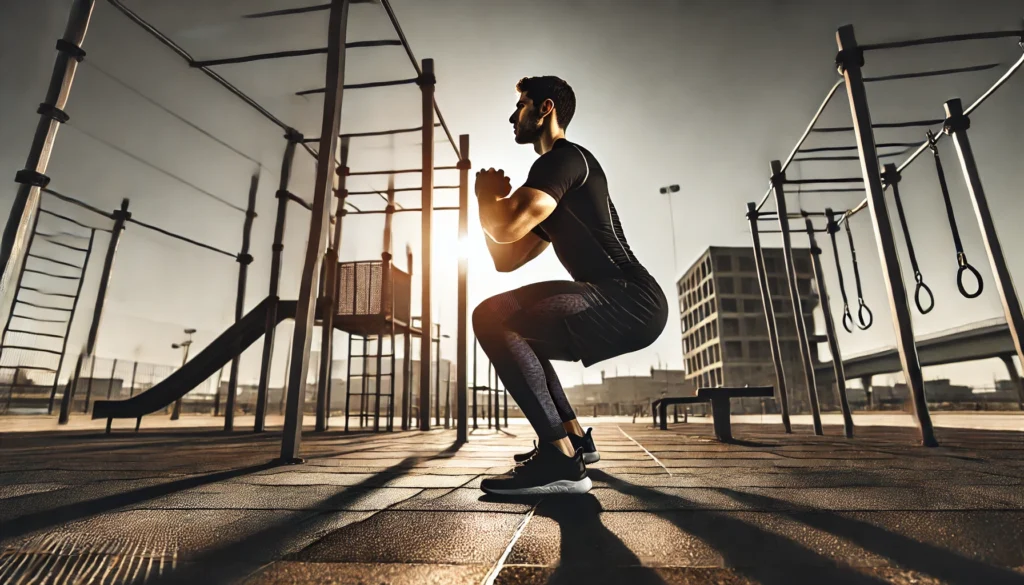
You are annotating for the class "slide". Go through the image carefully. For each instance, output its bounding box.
[91,297,298,420]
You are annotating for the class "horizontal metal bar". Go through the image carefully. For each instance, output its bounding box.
[759,228,829,234]
[36,236,90,253]
[38,208,107,232]
[347,186,459,195]
[860,29,1024,52]
[798,188,866,194]
[757,210,841,219]
[16,298,73,311]
[126,218,238,259]
[5,328,65,339]
[347,206,460,215]
[864,62,1001,83]
[780,79,845,175]
[296,76,418,96]
[793,152,905,162]
[0,364,57,373]
[813,119,945,132]
[42,188,114,219]
[799,143,920,153]
[35,230,91,241]
[243,3,331,18]
[19,286,78,299]
[785,177,863,184]
[0,344,63,355]
[23,268,80,281]
[27,253,83,271]
[193,41,402,68]
[347,165,459,176]
[305,123,442,143]
[11,311,67,323]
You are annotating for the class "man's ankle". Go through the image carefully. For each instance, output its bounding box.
[562,419,585,437]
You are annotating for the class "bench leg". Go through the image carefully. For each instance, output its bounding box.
[105,418,112,435]
[135,417,142,433]
[651,401,657,428]
[710,397,732,442]
[659,402,668,431]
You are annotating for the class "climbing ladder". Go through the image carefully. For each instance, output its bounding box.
[0,206,96,413]
[344,330,397,432]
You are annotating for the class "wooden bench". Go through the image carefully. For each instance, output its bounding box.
[652,386,774,441]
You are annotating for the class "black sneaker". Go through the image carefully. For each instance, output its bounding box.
[513,428,601,465]
[483,443,592,496]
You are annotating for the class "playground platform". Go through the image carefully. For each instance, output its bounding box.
[2,419,1023,584]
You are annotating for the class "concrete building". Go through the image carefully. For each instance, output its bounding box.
[677,246,822,414]
[563,368,692,416]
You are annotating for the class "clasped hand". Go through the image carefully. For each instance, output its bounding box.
[475,168,512,199]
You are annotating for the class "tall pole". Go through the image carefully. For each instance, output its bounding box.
[418,58,436,431]
[472,336,479,430]
[280,0,350,463]
[316,146,348,432]
[809,213,854,438]
[837,25,936,446]
[746,203,791,432]
[456,134,470,443]
[170,330,194,420]
[59,198,129,424]
[225,174,258,431]
[770,162,822,435]
[943,98,1024,390]
[402,246,413,430]
[255,132,300,431]
[1,0,96,326]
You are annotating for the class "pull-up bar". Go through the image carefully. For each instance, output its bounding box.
[812,119,944,132]
[191,41,402,68]
[347,186,459,195]
[304,123,442,143]
[864,62,1001,83]
[860,29,1024,52]
[346,206,460,215]
[348,165,459,176]
[126,217,237,259]
[297,77,418,96]
[793,153,905,162]
[800,143,920,152]
[785,177,864,184]
[42,188,113,219]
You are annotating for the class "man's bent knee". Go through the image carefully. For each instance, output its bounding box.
[472,292,520,339]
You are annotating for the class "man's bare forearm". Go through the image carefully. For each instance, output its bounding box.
[478,194,521,243]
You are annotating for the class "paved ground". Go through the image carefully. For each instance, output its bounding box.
[1,419,1023,584]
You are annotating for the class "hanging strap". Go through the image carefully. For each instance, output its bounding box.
[886,169,934,314]
[826,213,855,333]
[843,216,873,330]
[928,130,983,299]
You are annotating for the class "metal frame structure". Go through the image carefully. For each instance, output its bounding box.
[747,23,1023,446]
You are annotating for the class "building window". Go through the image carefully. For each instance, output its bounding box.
[719,278,735,294]
[764,257,777,272]
[743,299,763,313]
[722,318,740,336]
[743,316,762,334]
[739,256,756,272]
[710,320,718,339]
[768,277,782,295]
[725,341,743,359]
[794,257,810,274]
[712,344,721,362]
[720,298,737,312]
[715,368,723,386]
[718,255,732,272]
[741,277,758,295]
[798,278,813,296]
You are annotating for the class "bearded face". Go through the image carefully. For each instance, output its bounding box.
[510,93,544,145]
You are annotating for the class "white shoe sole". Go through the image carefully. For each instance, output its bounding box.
[482,476,593,496]
[583,451,601,464]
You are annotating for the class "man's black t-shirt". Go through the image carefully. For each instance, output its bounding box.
[523,139,653,286]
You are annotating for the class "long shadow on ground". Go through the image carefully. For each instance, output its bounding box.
[589,470,890,585]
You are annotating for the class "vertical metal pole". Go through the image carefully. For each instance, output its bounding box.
[344,334,353,431]
[746,203,791,433]
[402,247,413,431]
[49,228,95,414]
[418,58,436,432]
[60,198,129,424]
[472,336,478,429]
[944,98,1024,388]
[809,213,854,438]
[488,361,494,429]
[224,174,258,431]
[998,354,1024,411]
[769,164,822,435]
[256,133,299,432]
[107,358,117,399]
[456,135,470,442]
[129,360,138,398]
[503,379,508,427]
[280,0,350,463]
[361,335,369,428]
[317,140,349,432]
[1,0,96,325]
[434,326,441,426]
[837,25,936,446]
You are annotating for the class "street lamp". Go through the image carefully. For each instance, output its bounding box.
[170,328,196,420]
[659,184,681,277]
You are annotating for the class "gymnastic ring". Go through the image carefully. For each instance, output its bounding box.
[842,306,854,333]
[914,279,934,314]
[857,300,873,330]
[957,261,984,299]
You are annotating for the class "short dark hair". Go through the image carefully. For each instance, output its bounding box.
[516,76,576,129]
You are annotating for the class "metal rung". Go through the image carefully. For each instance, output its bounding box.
[11,312,67,324]
[20,286,77,299]
[5,328,65,339]
[37,236,90,253]
[23,268,81,281]
[0,344,63,355]
[14,299,73,312]
[0,365,57,373]
[35,230,91,242]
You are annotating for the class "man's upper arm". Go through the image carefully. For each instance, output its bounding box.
[523,146,587,202]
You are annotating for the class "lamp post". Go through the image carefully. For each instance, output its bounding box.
[170,328,196,420]
[659,184,681,275]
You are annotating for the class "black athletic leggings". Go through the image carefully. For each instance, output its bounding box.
[472,280,604,442]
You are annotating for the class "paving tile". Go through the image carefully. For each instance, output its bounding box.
[292,511,525,564]
[394,488,537,512]
[136,484,421,512]
[242,561,490,585]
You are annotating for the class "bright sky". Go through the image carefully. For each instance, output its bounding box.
[2,0,1022,390]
